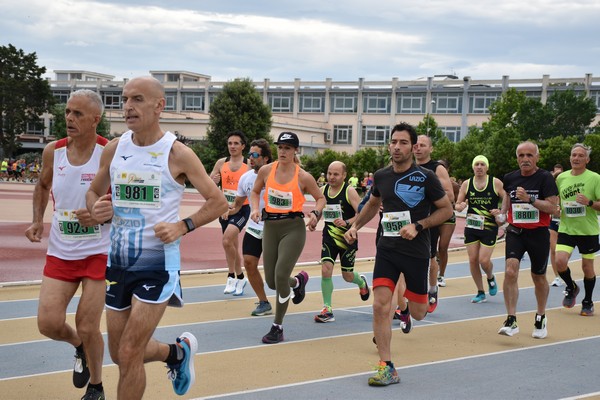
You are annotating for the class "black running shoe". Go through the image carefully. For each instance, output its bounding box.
[563,283,580,308]
[262,325,284,344]
[359,274,370,301]
[73,348,90,388]
[292,271,309,305]
[81,386,105,400]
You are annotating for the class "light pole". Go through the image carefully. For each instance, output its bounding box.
[426,100,436,135]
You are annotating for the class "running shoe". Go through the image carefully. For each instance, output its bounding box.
[427,290,438,313]
[223,276,236,294]
[262,324,284,344]
[551,277,563,287]
[251,300,272,316]
[487,275,498,296]
[292,271,309,304]
[437,275,446,287]
[73,347,90,389]
[532,314,547,339]
[314,306,335,323]
[498,317,519,336]
[581,300,595,316]
[81,386,105,400]
[167,332,198,396]
[233,278,248,296]
[359,274,370,301]
[563,283,580,308]
[471,292,486,304]
[398,308,412,334]
[368,361,400,386]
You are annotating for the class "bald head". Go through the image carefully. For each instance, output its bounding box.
[327,161,347,189]
[122,76,166,134]
[125,76,165,98]
[328,161,347,173]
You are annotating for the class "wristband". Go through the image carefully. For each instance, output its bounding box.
[311,210,321,219]
[182,217,195,234]
[589,200,594,207]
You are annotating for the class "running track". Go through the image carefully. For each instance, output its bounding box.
[1,182,599,400]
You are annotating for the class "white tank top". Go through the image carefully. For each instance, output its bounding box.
[47,136,110,260]
[108,131,184,271]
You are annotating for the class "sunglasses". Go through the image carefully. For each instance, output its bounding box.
[248,152,262,158]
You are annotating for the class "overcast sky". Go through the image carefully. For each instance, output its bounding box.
[2,0,599,82]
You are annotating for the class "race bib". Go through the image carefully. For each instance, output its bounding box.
[381,211,411,237]
[323,204,342,222]
[56,209,101,241]
[466,213,485,230]
[246,226,264,239]
[223,188,237,206]
[563,201,586,218]
[511,203,539,224]
[113,171,161,208]
[267,188,293,211]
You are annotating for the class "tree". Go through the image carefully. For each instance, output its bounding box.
[486,88,550,142]
[416,114,444,145]
[0,44,54,157]
[50,103,111,139]
[543,89,598,140]
[204,78,272,168]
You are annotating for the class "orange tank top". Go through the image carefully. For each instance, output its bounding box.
[221,159,250,205]
[263,161,305,213]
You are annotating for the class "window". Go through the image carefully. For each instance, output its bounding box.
[469,92,499,114]
[432,93,462,114]
[53,91,70,104]
[26,121,44,135]
[363,93,390,113]
[182,93,204,111]
[440,126,461,142]
[397,93,425,113]
[333,125,352,144]
[524,91,542,99]
[268,93,293,112]
[165,92,177,111]
[56,73,69,81]
[71,73,82,80]
[167,74,180,82]
[103,93,122,110]
[331,93,357,113]
[299,93,324,112]
[361,125,390,146]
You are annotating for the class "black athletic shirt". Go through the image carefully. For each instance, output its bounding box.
[503,168,558,229]
[372,164,446,258]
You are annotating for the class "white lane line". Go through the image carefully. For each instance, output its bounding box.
[194,335,600,399]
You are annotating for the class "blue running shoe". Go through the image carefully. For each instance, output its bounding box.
[471,292,486,303]
[487,276,498,296]
[167,332,198,396]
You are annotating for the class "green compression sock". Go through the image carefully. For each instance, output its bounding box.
[321,277,334,307]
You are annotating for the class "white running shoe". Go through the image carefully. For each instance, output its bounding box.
[532,314,547,339]
[551,277,563,287]
[224,277,236,294]
[437,276,446,287]
[233,278,248,296]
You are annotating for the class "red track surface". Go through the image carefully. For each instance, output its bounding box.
[0,182,466,283]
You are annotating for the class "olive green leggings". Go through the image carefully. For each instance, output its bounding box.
[262,217,306,325]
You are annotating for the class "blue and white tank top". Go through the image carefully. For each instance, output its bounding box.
[108,131,184,271]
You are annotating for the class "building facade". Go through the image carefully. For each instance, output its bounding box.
[19,71,600,155]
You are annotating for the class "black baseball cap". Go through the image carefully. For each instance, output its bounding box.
[275,131,299,148]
